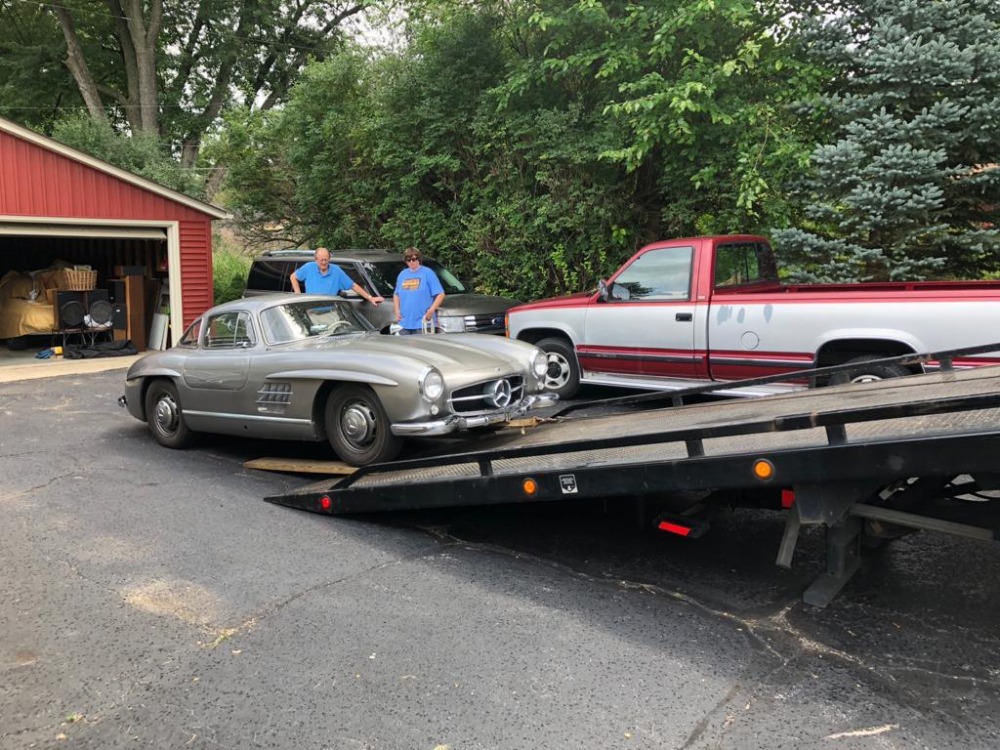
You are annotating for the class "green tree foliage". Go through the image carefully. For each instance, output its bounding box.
[524,0,818,235]
[774,0,1000,282]
[0,0,374,198]
[221,1,816,298]
[0,1,79,131]
[211,237,252,304]
[50,112,202,196]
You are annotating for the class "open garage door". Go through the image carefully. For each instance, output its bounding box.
[0,220,177,352]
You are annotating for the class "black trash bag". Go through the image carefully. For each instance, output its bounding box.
[63,340,139,359]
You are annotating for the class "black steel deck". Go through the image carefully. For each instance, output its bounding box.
[266,364,1000,515]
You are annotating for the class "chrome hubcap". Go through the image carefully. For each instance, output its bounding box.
[545,353,570,390]
[340,401,376,446]
[154,394,179,433]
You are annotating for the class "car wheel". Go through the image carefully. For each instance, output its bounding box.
[536,337,581,400]
[144,380,194,449]
[829,355,912,385]
[325,384,403,466]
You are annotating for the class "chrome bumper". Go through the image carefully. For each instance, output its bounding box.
[391,393,559,437]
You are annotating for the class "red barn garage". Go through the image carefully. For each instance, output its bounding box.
[0,116,229,352]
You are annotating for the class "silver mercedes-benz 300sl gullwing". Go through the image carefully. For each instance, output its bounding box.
[119,294,556,466]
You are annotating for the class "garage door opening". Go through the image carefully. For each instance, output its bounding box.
[0,225,174,355]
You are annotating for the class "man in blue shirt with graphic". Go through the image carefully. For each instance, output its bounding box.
[393,247,445,335]
[290,247,384,305]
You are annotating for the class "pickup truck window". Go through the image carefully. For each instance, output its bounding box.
[714,242,777,287]
[610,246,693,301]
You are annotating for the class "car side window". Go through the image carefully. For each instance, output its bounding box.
[204,311,256,349]
[247,259,293,293]
[330,261,366,290]
[609,246,693,302]
[178,318,202,347]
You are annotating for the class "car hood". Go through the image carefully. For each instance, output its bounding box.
[292,332,528,377]
[439,293,522,315]
[508,291,593,313]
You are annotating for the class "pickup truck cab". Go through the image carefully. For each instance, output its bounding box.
[507,235,1000,399]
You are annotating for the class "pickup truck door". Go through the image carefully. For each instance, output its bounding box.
[581,245,700,379]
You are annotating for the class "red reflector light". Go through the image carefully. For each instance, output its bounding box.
[319,495,332,511]
[781,489,795,509]
[657,520,692,537]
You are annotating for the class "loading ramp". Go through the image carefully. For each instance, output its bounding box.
[265,345,1000,605]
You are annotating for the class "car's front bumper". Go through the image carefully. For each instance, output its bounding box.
[118,380,144,420]
[391,393,559,437]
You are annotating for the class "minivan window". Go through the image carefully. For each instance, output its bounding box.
[361,259,467,297]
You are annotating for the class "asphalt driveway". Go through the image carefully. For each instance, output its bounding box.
[2,369,999,749]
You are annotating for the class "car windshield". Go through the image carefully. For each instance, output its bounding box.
[362,259,468,297]
[259,300,373,344]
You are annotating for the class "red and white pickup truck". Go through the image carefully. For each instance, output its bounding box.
[506,235,1000,399]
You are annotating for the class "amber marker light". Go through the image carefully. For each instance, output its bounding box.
[752,459,775,481]
[522,478,538,496]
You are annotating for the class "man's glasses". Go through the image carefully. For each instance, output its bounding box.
[405,256,419,262]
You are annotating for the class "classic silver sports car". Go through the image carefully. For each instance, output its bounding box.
[119,294,556,465]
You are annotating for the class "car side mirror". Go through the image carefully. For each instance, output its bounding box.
[597,279,609,302]
[610,283,630,301]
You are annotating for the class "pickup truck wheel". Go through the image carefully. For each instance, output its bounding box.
[325,384,403,466]
[537,337,581,400]
[144,380,194,449]
[830,355,911,385]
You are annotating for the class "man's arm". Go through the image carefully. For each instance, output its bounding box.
[350,282,384,305]
[393,293,402,321]
[290,270,302,293]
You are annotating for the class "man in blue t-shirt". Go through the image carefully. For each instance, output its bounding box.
[393,247,445,335]
[290,247,384,305]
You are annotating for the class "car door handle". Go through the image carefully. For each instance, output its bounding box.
[675,312,693,322]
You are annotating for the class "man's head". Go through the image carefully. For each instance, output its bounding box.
[314,247,331,270]
[403,247,422,267]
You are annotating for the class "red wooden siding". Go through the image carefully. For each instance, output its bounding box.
[179,220,213,325]
[0,131,210,223]
[0,127,220,327]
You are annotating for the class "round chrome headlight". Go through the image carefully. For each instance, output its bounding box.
[421,368,445,401]
[532,350,548,378]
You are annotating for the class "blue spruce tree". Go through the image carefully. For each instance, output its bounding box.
[774,0,1000,281]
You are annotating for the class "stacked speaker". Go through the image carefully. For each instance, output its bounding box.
[56,288,120,330]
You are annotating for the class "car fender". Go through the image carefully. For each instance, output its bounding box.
[127,364,183,382]
[266,370,399,387]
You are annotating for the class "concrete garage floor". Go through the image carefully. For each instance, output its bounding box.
[0,341,142,383]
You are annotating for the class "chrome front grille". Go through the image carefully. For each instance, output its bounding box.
[462,313,506,334]
[449,376,525,414]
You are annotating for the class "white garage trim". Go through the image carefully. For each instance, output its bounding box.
[0,223,166,240]
[0,216,183,340]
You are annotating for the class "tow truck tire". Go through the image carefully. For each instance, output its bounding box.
[537,337,581,400]
[830,355,912,385]
[325,384,403,466]
[144,380,194,449]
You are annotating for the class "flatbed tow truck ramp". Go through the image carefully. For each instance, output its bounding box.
[266,347,1000,606]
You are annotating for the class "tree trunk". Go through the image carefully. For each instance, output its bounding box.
[53,5,107,124]
[124,0,163,135]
